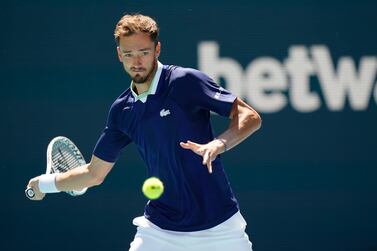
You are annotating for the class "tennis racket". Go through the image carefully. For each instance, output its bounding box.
[25,136,88,199]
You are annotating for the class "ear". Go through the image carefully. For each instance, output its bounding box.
[117,46,123,62]
[155,42,161,58]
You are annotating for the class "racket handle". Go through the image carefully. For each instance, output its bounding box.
[25,187,35,199]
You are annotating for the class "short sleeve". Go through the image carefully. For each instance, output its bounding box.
[170,68,237,117]
[93,102,132,163]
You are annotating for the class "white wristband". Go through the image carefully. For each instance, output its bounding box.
[38,173,60,193]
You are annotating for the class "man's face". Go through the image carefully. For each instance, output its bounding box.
[117,32,161,84]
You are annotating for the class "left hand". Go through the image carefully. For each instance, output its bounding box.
[180,139,225,174]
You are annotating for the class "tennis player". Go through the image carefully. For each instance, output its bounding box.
[26,14,261,251]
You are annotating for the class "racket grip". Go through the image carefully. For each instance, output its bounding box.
[25,187,35,199]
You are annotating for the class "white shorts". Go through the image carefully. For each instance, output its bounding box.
[129,211,253,251]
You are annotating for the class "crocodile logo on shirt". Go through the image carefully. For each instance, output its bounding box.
[160,109,171,117]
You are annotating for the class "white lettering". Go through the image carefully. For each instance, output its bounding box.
[312,46,377,111]
[197,41,377,113]
[285,46,320,112]
[246,58,288,113]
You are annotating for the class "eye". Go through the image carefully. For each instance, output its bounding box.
[123,53,132,58]
[142,51,149,56]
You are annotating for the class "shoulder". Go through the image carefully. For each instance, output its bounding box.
[164,66,218,106]
[167,66,210,84]
[107,88,132,122]
[166,66,214,96]
[110,88,131,110]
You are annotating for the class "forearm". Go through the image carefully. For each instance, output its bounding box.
[216,99,261,152]
[55,164,101,192]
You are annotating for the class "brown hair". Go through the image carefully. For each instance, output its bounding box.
[114,14,159,46]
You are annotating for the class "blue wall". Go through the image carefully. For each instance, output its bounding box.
[2,0,376,250]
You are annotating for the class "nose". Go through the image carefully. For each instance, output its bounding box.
[132,54,142,66]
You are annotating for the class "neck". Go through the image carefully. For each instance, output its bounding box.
[134,63,158,95]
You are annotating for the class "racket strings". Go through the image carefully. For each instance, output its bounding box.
[51,141,83,173]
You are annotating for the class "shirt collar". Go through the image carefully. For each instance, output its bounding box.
[130,61,163,103]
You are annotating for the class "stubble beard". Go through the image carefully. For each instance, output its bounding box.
[132,58,157,84]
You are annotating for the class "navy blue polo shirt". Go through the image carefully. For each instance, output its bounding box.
[93,62,239,231]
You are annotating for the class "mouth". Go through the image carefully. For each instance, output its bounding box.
[131,67,146,73]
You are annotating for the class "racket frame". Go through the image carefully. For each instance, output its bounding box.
[25,136,88,199]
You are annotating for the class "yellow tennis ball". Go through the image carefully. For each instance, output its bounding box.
[142,177,164,200]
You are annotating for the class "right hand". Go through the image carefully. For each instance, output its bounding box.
[26,176,46,201]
